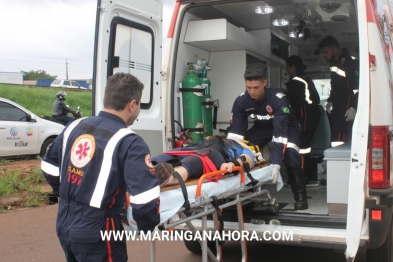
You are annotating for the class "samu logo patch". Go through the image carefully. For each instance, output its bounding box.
[282,107,290,114]
[70,134,96,168]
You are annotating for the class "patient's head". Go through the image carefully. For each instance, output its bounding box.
[154,162,173,187]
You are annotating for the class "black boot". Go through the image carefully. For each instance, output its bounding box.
[288,168,308,210]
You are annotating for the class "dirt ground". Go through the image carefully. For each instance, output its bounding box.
[0,158,42,173]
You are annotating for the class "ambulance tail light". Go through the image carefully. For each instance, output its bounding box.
[368,126,391,188]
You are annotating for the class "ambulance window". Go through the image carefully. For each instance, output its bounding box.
[109,18,154,109]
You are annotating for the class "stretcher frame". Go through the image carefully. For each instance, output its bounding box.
[149,166,279,262]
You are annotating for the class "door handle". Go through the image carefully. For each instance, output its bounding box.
[0,126,5,129]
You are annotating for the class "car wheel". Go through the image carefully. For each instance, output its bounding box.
[40,138,55,157]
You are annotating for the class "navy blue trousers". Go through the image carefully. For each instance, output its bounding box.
[57,200,127,262]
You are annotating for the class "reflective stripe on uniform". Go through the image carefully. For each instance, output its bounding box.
[331,141,345,147]
[292,76,311,104]
[276,92,286,99]
[130,185,160,205]
[272,136,288,144]
[330,66,346,77]
[287,142,300,152]
[250,113,273,120]
[299,147,311,154]
[227,132,244,140]
[41,161,60,177]
[90,128,135,208]
[60,118,85,182]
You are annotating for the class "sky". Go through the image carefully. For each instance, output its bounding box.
[0,0,175,80]
[0,0,390,81]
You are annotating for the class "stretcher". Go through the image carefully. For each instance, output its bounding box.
[127,164,284,262]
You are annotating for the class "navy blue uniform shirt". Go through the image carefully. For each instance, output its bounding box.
[229,88,294,165]
[42,111,160,232]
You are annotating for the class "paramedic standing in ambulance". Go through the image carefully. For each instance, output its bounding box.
[41,73,160,262]
[228,66,308,210]
[285,55,321,183]
[318,36,359,143]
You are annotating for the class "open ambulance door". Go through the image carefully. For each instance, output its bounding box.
[92,0,165,156]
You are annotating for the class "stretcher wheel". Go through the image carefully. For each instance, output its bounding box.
[183,238,216,254]
[269,203,279,214]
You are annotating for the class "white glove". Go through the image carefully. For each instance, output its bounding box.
[326,102,332,114]
[254,152,265,162]
[271,164,280,184]
[227,133,248,148]
[344,107,356,121]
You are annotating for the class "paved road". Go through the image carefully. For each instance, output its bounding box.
[0,204,367,262]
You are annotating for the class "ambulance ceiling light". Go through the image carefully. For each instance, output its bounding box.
[289,31,304,38]
[272,19,289,27]
[319,3,341,13]
[255,4,273,14]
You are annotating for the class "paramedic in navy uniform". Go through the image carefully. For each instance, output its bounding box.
[41,73,160,262]
[228,66,308,210]
[285,55,321,183]
[318,36,359,143]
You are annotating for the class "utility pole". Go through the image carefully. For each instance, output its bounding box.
[66,59,69,80]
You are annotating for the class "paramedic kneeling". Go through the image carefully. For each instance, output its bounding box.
[41,73,160,262]
[228,66,308,210]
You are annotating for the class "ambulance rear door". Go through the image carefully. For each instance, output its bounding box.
[92,0,164,156]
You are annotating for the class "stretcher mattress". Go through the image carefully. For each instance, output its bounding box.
[159,165,283,223]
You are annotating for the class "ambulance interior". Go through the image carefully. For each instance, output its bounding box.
[170,0,360,226]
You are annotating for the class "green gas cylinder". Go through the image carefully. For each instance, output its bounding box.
[181,63,204,143]
[201,76,213,137]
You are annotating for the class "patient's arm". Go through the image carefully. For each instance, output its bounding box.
[220,154,254,172]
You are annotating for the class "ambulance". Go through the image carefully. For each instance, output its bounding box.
[93,0,393,260]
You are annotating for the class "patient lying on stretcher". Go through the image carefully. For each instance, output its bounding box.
[151,137,255,187]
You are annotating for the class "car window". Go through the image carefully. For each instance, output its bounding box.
[63,80,71,86]
[71,81,79,87]
[52,80,61,85]
[0,101,28,121]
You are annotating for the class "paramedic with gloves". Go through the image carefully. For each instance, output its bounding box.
[228,66,308,210]
[41,73,160,262]
[318,36,359,143]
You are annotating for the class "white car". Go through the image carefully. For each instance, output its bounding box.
[50,79,87,89]
[0,97,64,158]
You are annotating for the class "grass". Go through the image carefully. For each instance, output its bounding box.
[0,84,92,117]
[0,165,50,209]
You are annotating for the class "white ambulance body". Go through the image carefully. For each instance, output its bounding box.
[93,0,393,260]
